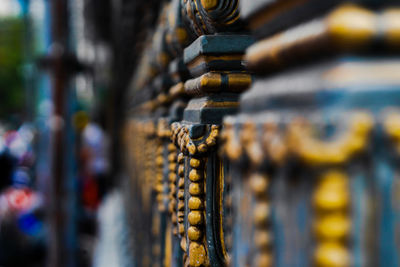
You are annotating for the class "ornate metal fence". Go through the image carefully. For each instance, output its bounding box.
[124,0,400,266]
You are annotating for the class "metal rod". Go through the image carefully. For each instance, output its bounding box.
[48,0,70,266]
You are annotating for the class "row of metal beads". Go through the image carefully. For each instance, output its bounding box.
[168,143,178,235]
[187,156,207,267]
[250,172,272,267]
[313,169,351,267]
[177,152,186,251]
[155,142,166,211]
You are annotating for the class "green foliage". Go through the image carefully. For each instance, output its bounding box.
[0,18,25,125]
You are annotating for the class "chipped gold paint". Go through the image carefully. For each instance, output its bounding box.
[190,158,201,168]
[189,242,206,267]
[189,197,204,210]
[189,169,203,181]
[200,72,222,89]
[185,72,251,95]
[227,73,252,92]
[188,211,204,225]
[189,182,203,195]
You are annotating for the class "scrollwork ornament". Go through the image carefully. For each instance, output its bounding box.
[181,0,244,37]
[170,123,222,266]
[287,112,374,165]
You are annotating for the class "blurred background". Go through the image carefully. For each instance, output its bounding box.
[0,0,142,266]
